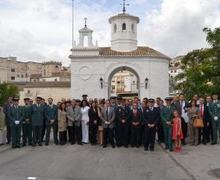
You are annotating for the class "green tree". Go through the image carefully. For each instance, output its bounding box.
[0,82,20,105]
[174,27,220,100]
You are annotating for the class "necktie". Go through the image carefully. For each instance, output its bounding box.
[134,109,137,117]
[200,105,203,118]
[106,108,109,121]
[180,101,183,115]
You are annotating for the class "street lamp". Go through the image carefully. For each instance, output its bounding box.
[145,78,149,89]
[99,77,103,89]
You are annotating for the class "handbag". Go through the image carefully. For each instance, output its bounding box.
[193,116,204,128]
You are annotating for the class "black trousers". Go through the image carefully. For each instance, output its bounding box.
[68,126,75,144]
[206,121,213,142]
[41,118,46,141]
[103,127,114,146]
[131,126,141,146]
[5,121,11,143]
[32,125,43,145]
[22,123,32,145]
[59,131,67,145]
[89,124,98,144]
[117,125,129,146]
[181,118,187,141]
[157,123,164,142]
[144,125,156,148]
[45,123,58,144]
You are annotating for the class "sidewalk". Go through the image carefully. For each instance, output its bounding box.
[160,142,220,180]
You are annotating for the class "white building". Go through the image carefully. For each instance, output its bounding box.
[69,9,171,99]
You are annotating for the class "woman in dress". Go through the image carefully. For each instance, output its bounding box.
[58,103,67,145]
[80,100,90,144]
[187,100,200,146]
[89,101,100,145]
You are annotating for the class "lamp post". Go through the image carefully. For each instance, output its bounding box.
[145,78,149,89]
[100,77,103,89]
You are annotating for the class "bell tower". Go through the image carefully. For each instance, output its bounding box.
[109,0,139,52]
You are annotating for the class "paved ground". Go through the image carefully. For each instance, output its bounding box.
[0,143,192,180]
[162,142,220,180]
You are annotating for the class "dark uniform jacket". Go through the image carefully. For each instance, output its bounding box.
[44,104,58,125]
[143,107,160,125]
[30,104,45,126]
[8,106,24,127]
[116,106,131,126]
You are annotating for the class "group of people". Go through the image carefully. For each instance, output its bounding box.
[1,92,220,153]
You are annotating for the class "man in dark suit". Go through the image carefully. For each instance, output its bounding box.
[115,99,131,148]
[174,93,189,145]
[8,97,24,148]
[206,95,213,143]
[30,97,45,146]
[44,98,58,145]
[101,100,115,148]
[143,99,160,151]
[130,102,142,147]
[198,97,210,145]
[3,96,13,144]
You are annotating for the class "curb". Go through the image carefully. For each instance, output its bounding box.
[157,142,197,180]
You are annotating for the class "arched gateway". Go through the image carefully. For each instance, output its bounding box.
[69,9,171,100]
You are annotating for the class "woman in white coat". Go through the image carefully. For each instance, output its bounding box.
[80,100,90,143]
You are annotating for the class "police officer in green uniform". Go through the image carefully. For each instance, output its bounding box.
[8,97,24,148]
[22,98,32,147]
[30,97,45,146]
[44,97,58,145]
[160,97,175,151]
[208,92,220,145]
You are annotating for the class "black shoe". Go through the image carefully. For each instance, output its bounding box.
[111,144,115,148]
[28,143,33,146]
[144,147,148,151]
[6,141,11,144]
[45,143,49,146]
[169,149,173,152]
[78,142,83,145]
[124,145,128,148]
[16,145,21,148]
[131,144,135,148]
[117,144,121,148]
[211,142,217,145]
[165,147,169,150]
[150,148,154,151]
[39,143,42,146]
[55,142,59,145]
[71,143,75,145]
[136,145,139,148]
[182,140,186,145]
[103,145,107,148]
[22,144,26,147]
[32,143,36,147]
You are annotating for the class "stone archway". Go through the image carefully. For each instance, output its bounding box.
[107,66,140,98]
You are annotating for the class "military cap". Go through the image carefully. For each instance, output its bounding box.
[29,99,33,102]
[24,97,30,101]
[82,94,88,97]
[165,97,173,101]
[13,97,19,101]
[116,95,122,100]
[36,96,42,100]
[75,99,81,103]
[148,98,155,103]
[110,96,116,99]
[212,92,219,96]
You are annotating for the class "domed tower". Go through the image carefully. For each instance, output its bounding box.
[109,1,139,52]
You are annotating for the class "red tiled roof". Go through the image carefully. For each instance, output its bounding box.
[99,46,171,60]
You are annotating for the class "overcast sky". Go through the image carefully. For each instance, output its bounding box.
[0,0,220,66]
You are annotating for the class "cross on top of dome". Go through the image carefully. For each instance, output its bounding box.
[121,0,129,13]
